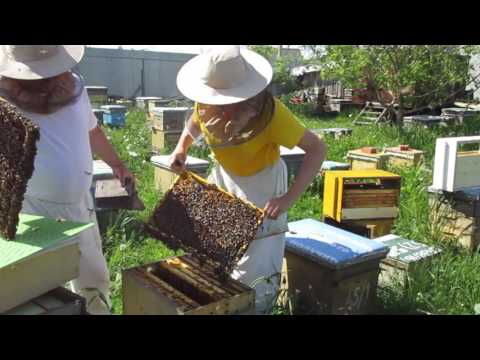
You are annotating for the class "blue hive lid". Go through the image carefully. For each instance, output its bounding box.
[286,219,389,269]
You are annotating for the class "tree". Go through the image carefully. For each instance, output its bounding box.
[248,45,302,95]
[318,45,480,123]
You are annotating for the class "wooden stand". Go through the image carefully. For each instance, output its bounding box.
[3,287,87,315]
[122,254,255,315]
[324,217,395,239]
[428,186,480,251]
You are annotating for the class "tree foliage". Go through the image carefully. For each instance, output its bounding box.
[318,45,480,122]
[248,45,302,94]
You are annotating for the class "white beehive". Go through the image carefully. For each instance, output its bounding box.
[432,136,480,192]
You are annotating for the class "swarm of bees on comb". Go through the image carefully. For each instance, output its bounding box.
[0,99,40,240]
[146,173,264,280]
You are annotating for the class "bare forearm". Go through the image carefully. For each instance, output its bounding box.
[175,116,201,153]
[286,132,326,203]
[89,126,122,167]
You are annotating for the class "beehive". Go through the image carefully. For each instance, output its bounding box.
[100,105,127,127]
[151,155,209,193]
[376,234,442,288]
[431,136,480,192]
[152,128,182,152]
[282,219,388,314]
[384,145,424,167]
[92,109,105,124]
[441,107,479,124]
[319,161,350,176]
[86,86,108,106]
[123,255,255,315]
[403,115,451,128]
[315,127,353,140]
[150,107,192,132]
[124,172,263,315]
[3,287,87,315]
[0,214,91,313]
[323,170,401,223]
[135,96,163,110]
[280,146,305,178]
[347,147,389,170]
[428,186,480,251]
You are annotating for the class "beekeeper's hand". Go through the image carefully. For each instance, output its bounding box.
[264,194,294,220]
[112,162,135,188]
[169,150,187,174]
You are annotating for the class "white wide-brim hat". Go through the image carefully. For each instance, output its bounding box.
[177,46,273,105]
[0,45,85,80]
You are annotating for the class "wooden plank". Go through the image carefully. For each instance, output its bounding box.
[342,207,399,220]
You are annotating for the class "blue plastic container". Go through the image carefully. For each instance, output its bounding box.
[101,105,127,127]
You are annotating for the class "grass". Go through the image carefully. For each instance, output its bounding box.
[100,104,480,315]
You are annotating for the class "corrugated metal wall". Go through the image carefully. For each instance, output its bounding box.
[74,47,196,99]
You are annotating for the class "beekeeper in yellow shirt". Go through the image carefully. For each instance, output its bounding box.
[170,46,326,314]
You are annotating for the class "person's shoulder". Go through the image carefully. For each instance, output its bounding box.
[272,97,295,120]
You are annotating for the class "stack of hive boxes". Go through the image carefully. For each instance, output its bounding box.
[428,136,480,251]
[322,170,401,239]
[151,107,193,152]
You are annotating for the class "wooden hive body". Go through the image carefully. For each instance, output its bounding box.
[347,148,389,170]
[123,254,255,315]
[384,145,424,167]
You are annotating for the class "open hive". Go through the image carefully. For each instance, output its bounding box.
[126,172,262,314]
[145,172,264,278]
[0,99,40,240]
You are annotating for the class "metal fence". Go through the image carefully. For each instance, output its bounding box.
[74,47,196,99]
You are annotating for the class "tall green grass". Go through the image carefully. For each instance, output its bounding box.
[102,106,480,315]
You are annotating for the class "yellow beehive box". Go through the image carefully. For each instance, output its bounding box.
[323,170,401,223]
[347,147,389,170]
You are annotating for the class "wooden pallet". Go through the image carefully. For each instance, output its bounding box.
[353,102,388,125]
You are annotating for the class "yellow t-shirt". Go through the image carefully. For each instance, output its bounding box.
[192,98,306,176]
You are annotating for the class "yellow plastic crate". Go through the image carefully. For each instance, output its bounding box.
[323,170,401,223]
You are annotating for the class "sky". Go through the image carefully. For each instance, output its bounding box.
[87,45,307,55]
